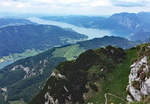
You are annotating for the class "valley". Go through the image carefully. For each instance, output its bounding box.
[27,17,118,39]
[0,23,87,69]
[0,36,136,104]
[40,12,150,42]
[0,12,150,104]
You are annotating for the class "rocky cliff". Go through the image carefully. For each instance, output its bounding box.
[127,44,150,103]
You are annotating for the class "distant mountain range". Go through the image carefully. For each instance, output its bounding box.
[2,12,149,42]
[0,12,150,104]
[42,12,150,42]
[3,12,148,69]
[0,36,137,104]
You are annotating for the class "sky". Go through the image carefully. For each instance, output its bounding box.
[0,0,150,16]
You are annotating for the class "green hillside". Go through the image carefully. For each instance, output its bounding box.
[0,36,137,104]
[30,43,150,104]
[29,46,127,104]
[86,48,138,104]
[0,24,87,69]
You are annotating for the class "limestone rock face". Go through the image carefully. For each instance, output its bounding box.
[127,56,150,102]
[11,65,36,79]
[44,92,58,104]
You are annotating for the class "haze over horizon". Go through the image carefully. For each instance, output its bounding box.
[1,0,150,16]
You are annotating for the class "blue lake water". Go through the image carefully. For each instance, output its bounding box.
[0,17,128,69]
[28,17,118,39]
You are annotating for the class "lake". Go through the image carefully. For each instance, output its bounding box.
[27,17,117,39]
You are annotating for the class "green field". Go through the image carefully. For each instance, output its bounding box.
[52,44,85,60]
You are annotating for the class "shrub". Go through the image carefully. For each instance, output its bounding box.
[89,83,98,92]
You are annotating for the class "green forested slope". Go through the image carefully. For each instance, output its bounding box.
[0,36,136,104]
[30,43,150,104]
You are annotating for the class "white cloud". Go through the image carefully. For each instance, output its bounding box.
[1,2,11,6]
[1,0,30,8]
[0,0,150,15]
[0,0,112,7]
[118,0,150,3]
[117,0,142,3]
[34,0,54,3]
[90,0,112,7]
[114,0,150,7]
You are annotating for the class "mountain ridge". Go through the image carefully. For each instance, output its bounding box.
[0,36,137,104]
[29,43,150,104]
[0,24,87,69]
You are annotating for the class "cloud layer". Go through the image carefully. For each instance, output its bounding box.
[0,0,150,15]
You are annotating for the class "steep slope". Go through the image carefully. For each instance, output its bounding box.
[0,36,136,104]
[104,13,141,32]
[126,44,150,103]
[107,12,150,41]
[0,48,66,103]
[29,46,127,104]
[30,43,150,104]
